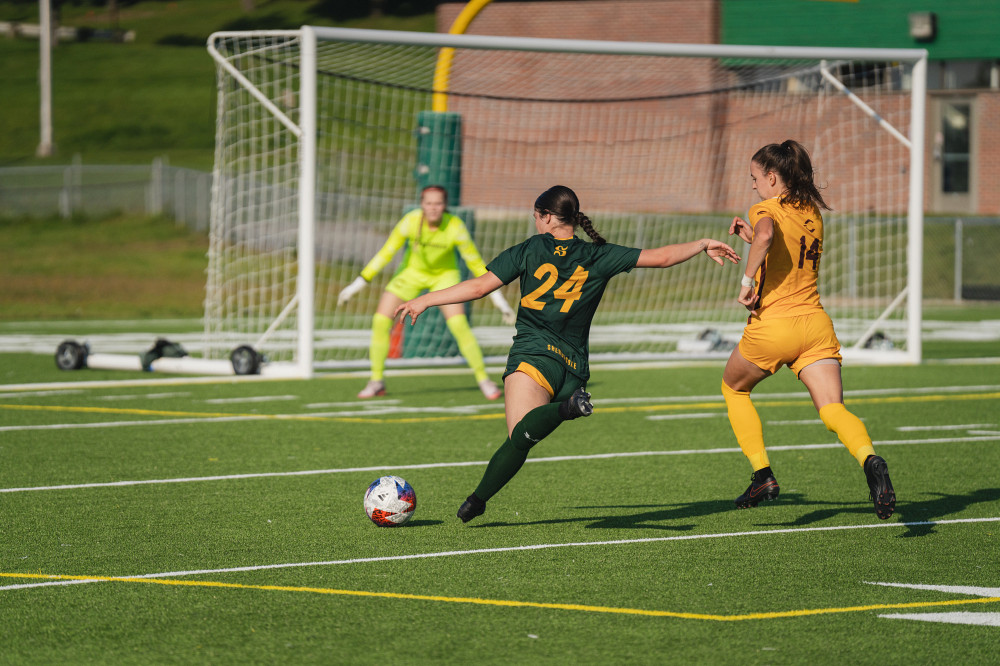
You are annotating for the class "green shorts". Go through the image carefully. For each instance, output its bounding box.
[503,353,585,402]
[385,268,462,301]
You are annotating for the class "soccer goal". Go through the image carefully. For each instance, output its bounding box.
[205,27,927,378]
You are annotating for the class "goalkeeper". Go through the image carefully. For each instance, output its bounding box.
[338,185,515,400]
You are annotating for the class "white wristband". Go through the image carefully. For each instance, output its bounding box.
[741,274,755,288]
[489,290,512,313]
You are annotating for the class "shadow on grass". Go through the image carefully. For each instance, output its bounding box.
[469,497,740,530]
[893,487,1000,537]
[401,519,445,528]
[753,488,1000,537]
[467,487,1000,533]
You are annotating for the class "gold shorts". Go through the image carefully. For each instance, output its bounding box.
[385,268,462,301]
[739,311,842,377]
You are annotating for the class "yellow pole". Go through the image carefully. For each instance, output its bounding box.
[432,0,494,112]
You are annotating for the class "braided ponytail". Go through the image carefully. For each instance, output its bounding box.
[576,211,606,246]
[534,185,607,245]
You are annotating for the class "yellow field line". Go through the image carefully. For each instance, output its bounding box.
[2,572,999,621]
[2,391,999,425]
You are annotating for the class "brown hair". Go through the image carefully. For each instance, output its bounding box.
[420,185,448,204]
[752,140,830,211]
[534,185,606,245]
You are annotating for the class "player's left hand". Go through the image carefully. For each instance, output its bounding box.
[394,298,427,325]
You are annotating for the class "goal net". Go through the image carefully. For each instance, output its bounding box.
[206,27,926,377]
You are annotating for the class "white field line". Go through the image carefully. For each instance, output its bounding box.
[3,433,1000,494]
[646,413,721,421]
[94,392,191,401]
[204,395,300,404]
[0,389,84,399]
[3,516,999,592]
[896,424,996,431]
[0,416,273,433]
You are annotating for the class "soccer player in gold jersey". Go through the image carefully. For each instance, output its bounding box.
[722,140,895,519]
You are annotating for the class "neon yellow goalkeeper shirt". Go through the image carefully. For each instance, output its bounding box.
[359,209,489,281]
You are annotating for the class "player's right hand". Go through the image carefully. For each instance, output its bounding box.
[337,276,368,305]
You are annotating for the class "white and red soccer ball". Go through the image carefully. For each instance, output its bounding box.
[364,475,416,527]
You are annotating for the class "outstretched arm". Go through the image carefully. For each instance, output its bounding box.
[394,272,505,325]
[337,217,410,306]
[635,238,740,268]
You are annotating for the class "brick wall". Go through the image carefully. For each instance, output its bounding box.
[437,0,999,216]
[970,92,1000,213]
[437,0,718,44]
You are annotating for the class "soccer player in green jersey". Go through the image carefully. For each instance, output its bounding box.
[395,185,741,523]
[338,185,515,401]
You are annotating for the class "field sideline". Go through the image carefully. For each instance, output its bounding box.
[2,355,999,663]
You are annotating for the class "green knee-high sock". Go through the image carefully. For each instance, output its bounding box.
[368,313,394,381]
[474,403,563,501]
[446,314,489,383]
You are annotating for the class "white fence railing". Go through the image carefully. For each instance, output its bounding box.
[0,157,211,231]
[0,161,996,301]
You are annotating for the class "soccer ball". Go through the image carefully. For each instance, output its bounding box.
[364,475,416,527]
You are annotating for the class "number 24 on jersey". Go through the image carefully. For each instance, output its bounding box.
[520,263,589,313]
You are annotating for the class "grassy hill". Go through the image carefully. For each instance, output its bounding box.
[0,0,435,170]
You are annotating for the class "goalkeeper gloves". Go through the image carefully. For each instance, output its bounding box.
[489,290,517,325]
[338,276,368,305]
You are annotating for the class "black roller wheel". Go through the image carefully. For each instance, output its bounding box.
[230,345,262,375]
[55,341,88,370]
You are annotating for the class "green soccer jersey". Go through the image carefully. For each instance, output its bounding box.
[487,233,641,380]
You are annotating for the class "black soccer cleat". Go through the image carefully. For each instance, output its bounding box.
[735,470,780,508]
[863,455,895,520]
[457,493,486,523]
[559,388,593,420]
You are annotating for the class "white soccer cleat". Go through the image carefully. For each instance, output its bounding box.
[357,380,386,399]
[478,379,502,401]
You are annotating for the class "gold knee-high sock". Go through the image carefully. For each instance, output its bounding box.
[819,402,875,466]
[368,313,394,381]
[722,381,770,471]
[446,314,489,383]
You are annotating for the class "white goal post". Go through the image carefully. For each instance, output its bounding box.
[205,26,927,378]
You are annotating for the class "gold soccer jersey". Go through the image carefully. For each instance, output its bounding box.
[748,197,825,318]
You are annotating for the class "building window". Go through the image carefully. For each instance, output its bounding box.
[940,101,970,194]
[927,60,998,90]
[932,97,975,212]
